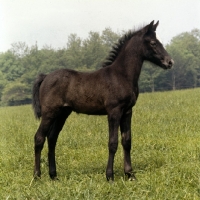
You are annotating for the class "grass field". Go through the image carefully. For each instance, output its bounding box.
[1,88,200,199]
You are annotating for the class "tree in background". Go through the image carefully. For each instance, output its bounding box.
[139,62,164,92]
[1,82,31,106]
[65,34,83,70]
[165,30,200,90]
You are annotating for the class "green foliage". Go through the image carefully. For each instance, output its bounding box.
[66,34,83,69]
[0,71,7,101]
[82,31,107,69]
[165,30,200,89]
[139,62,164,92]
[101,27,120,47]
[0,28,200,106]
[1,89,200,199]
[0,51,25,81]
[2,82,31,106]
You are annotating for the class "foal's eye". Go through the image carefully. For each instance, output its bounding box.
[150,41,157,47]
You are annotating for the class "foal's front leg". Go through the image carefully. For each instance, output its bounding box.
[120,110,136,180]
[106,111,121,181]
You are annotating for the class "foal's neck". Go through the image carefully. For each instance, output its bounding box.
[115,38,144,88]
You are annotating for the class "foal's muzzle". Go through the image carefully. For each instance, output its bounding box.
[162,57,174,69]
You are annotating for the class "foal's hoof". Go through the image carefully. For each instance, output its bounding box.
[50,174,59,181]
[49,171,59,180]
[106,174,114,183]
[51,177,59,181]
[33,172,41,179]
[107,177,114,184]
[126,172,137,181]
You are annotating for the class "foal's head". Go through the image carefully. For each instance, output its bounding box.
[141,20,174,69]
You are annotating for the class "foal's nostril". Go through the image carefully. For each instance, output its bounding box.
[168,59,174,67]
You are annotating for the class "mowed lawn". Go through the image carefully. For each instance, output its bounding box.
[0,88,200,199]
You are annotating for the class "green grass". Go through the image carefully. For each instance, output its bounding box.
[1,88,200,199]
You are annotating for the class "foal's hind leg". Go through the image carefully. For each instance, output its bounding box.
[34,117,53,178]
[120,110,136,181]
[47,109,71,180]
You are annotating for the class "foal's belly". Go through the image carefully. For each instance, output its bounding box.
[73,104,107,115]
[63,96,107,115]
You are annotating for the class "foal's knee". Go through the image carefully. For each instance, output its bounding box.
[34,134,45,150]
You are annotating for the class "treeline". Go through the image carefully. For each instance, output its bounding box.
[0,28,200,106]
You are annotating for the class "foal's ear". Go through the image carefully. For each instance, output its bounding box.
[144,20,159,34]
[152,21,159,31]
[148,20,154,31]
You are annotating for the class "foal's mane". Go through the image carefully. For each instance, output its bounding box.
[102,26,144,67]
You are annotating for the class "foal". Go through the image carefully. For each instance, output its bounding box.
[33,21,173,181]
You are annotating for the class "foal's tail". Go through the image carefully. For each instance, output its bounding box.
[32,73,46,119]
